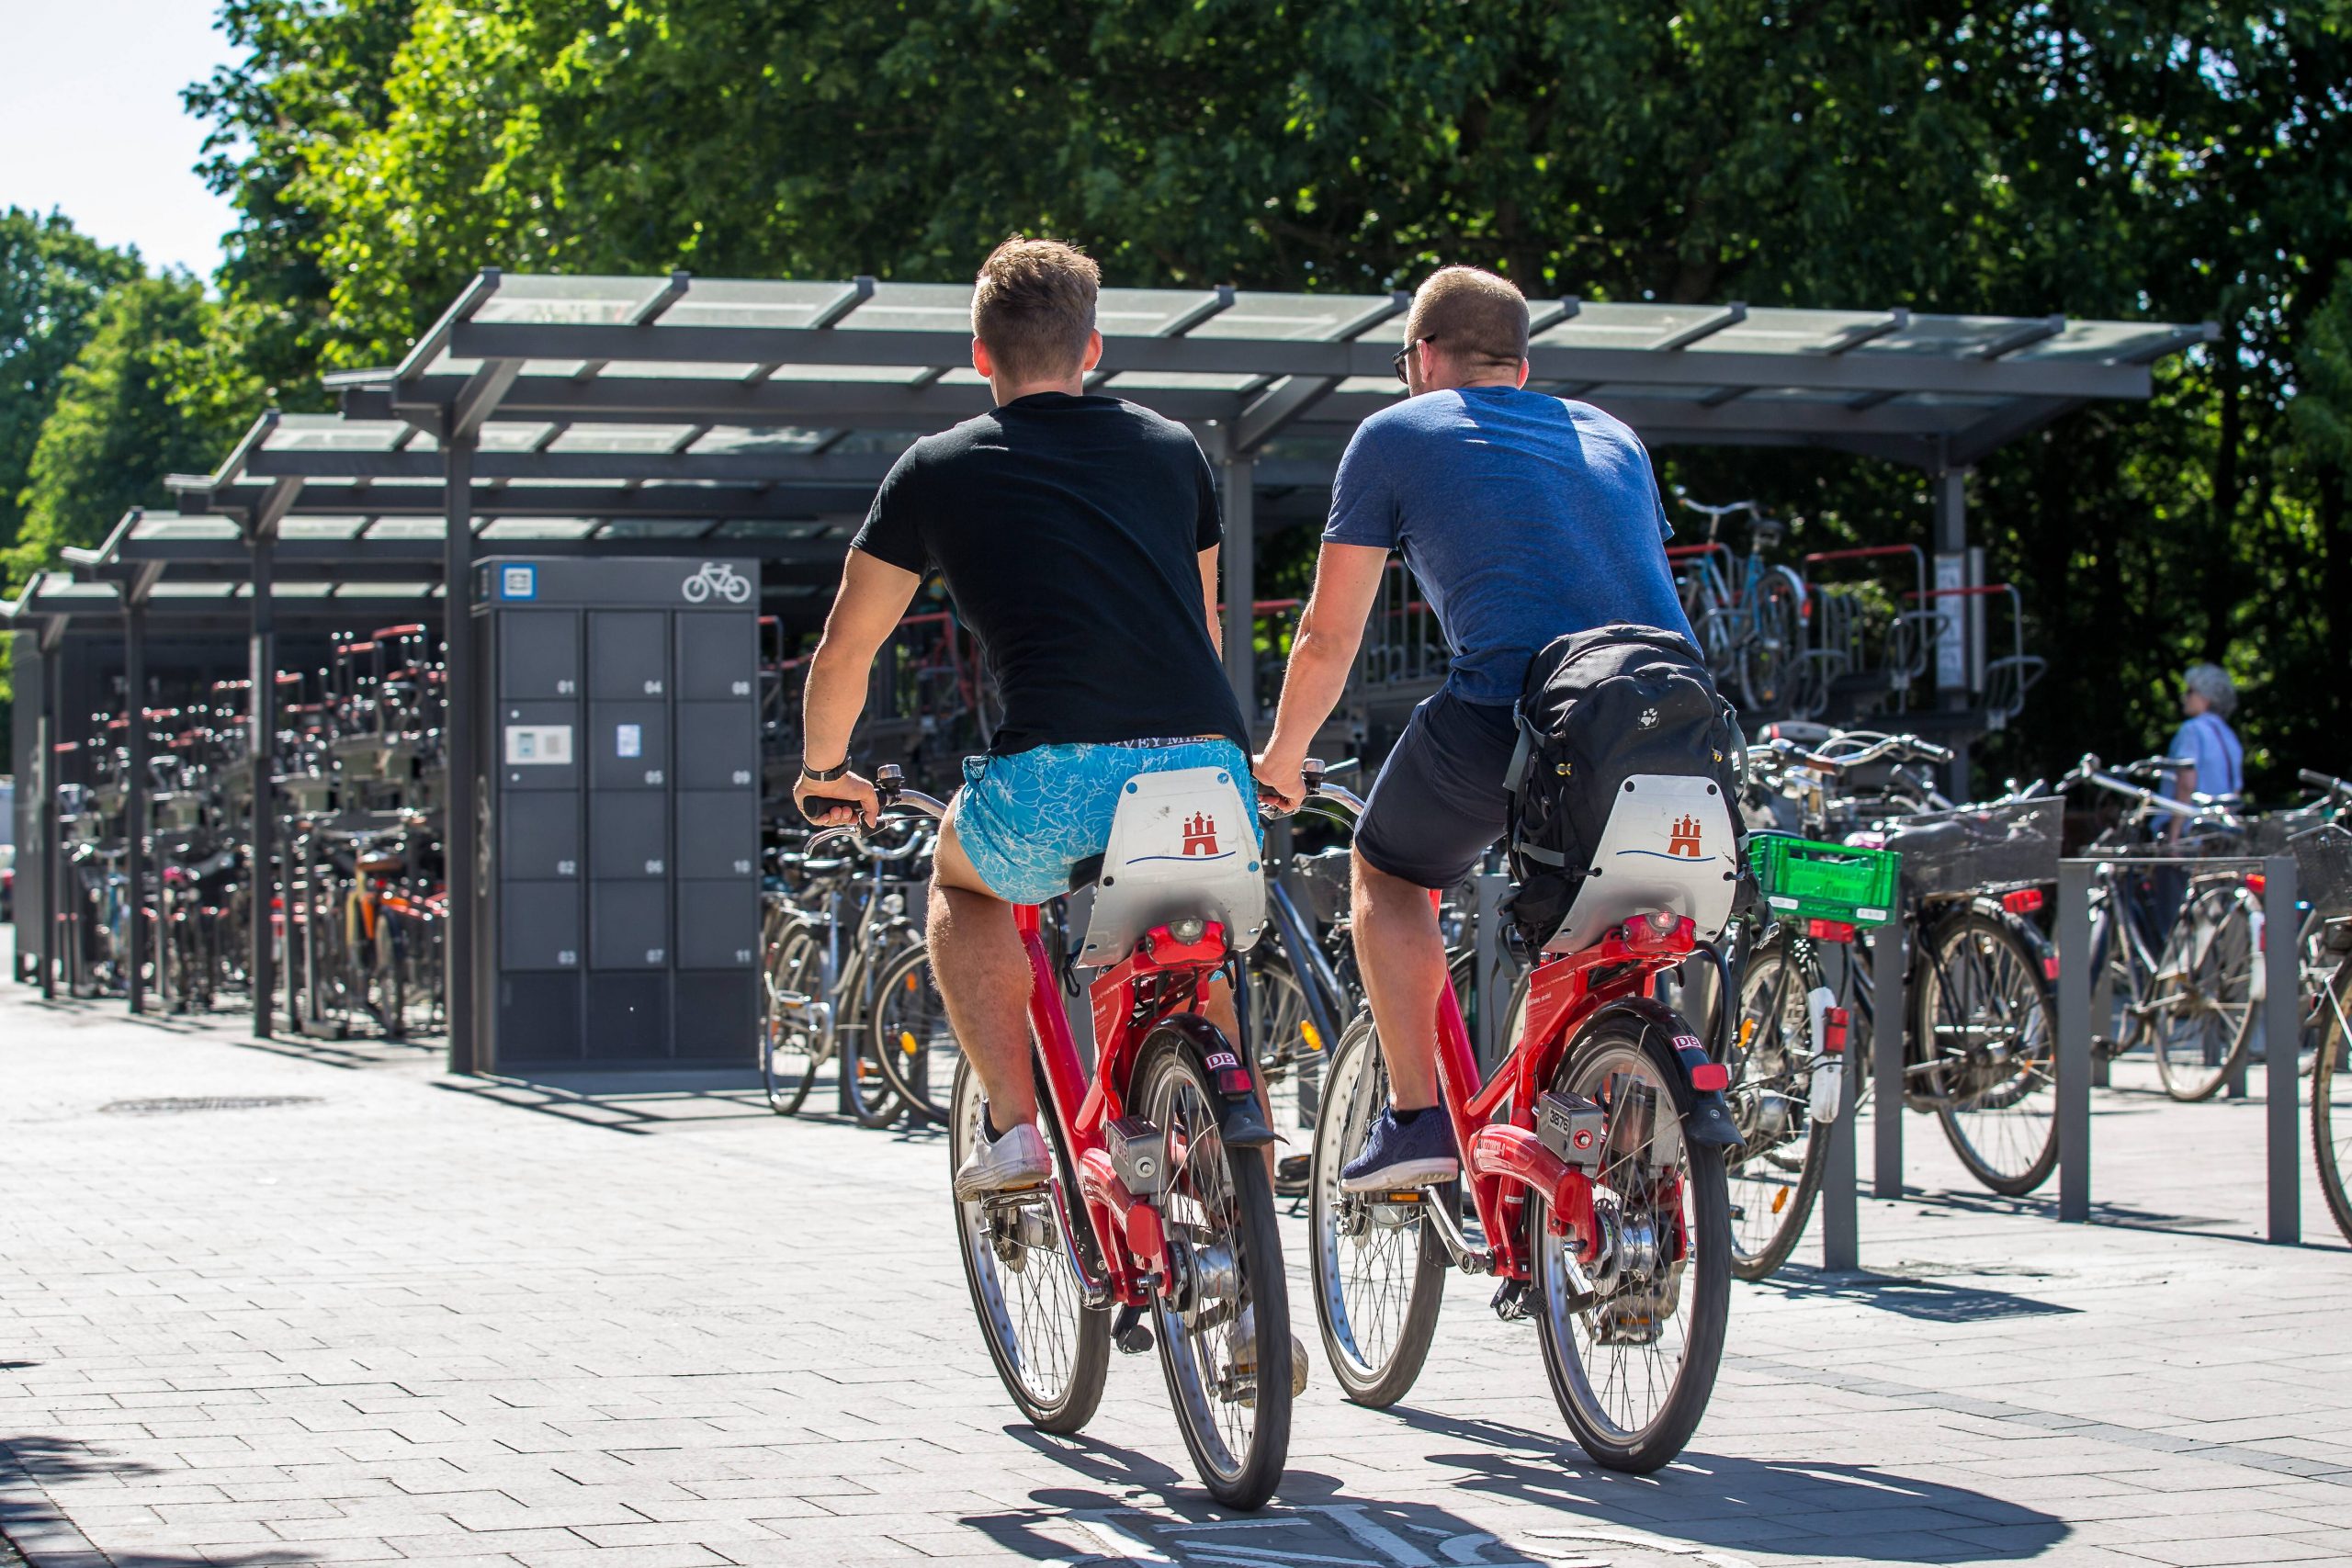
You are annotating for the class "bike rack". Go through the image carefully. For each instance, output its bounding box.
[1816,892,1906,1273]
[2056,853,2304,1242]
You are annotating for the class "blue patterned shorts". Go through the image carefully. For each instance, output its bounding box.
[954,739,1261,905]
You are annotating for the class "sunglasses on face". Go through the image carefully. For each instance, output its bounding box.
[1392,337,1431,384]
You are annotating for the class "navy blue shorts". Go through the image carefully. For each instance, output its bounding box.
[1354,690,1520,889]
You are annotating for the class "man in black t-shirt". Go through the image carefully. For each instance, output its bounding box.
[793,238,1253,1200]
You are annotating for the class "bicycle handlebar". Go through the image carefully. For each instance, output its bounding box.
[2301,768,2351,797]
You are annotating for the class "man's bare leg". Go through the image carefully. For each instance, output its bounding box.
[1350,848,1446,1111]
[929,816,1036,1126]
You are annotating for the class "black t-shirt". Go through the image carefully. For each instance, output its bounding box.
[853,392,1250,756]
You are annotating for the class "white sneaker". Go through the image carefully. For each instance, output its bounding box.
[955,1119,1051,1200]
[1226,1304,1310,1402]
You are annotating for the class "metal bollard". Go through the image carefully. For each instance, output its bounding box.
[2057,861,2094,1222]
[1822,939,1860,1272]
[2264,856,2300,1244]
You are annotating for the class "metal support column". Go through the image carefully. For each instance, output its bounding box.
[2263,855,2301,1244]
[1931,468,1972,800]
[1821,939,1860,1270]
[124,600,147,1014]
[443,434,479,1075]
[1220,454,1256,737]
[40,640,62,999]
[1872,920,1905,1198]
[249,535,277,1038]
[2057,860,2093,1222]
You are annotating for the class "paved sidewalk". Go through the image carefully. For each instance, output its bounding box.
[5,976,2352,1568]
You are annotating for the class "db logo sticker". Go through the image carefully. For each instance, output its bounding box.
[1205,1052,1240,1072]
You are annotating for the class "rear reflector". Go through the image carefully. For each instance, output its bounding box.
[2247,874,2267,896]
[1805,918,1857,943]
[1822,1007,1849,1053]
[1690,1062,1730,1092]
[2043,956,2061,981]
[2002,887,2044,914]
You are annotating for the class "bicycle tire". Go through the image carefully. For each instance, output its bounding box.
[2150,882,2258,1103]
[948,1055,1110,1433]
[1136,1026,1292,1510]
[1915,908,2059,1196]
[1737,574,1802,715]
[760,926,825,1116]
[1531,1010,1730,1472]
[1308,1013,1447,1407]
[869,942,950,1124]
[2306,950,2352,1245]
[841,945,910,1129]
[1724,935,1829,1280]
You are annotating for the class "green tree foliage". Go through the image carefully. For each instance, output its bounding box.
[6,276,243,583]
[0,209,141,558]
[56,0,2347,789]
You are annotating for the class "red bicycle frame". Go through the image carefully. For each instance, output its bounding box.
[1424,900,1720,1280]
[1012,904,1258,1309]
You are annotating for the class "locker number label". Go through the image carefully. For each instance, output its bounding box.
[504,724,573,765]
[556,949,578,966]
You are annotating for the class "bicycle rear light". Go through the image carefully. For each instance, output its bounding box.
[2246,874,2267,897]
[2001,887,2045,914]
[1821,1007,1849,1054]
[1688,1062,1731,1092]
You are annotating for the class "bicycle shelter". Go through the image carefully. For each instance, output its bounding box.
[6,270,2213,1077]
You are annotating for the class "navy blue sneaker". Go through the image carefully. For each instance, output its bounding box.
[1340,1107,1460,1191]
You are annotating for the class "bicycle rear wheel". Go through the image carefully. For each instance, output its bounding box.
[948,1056,1109,1432]
[2151,881,2258,1102]
[1725,935,1828,1280]
[1308,1013,1448,1407]
[2306,937,2352,1245]
[1915,909,2058,1195]
[1137,1027,1292,1510]
[869,942,951,1124]
[1531,1012,1730,1472]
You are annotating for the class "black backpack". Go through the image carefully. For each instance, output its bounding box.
[1501,624,1745,950]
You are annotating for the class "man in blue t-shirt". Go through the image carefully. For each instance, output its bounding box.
[1255,265,1692,1190]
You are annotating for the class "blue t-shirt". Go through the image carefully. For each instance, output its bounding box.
[1325,387,1693,705]
[2166,712,2244,801]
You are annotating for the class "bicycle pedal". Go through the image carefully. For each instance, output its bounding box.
[1374,1189,1427,1204]
[1490,1279,1536,1324]
[1110,1304,1155,1356]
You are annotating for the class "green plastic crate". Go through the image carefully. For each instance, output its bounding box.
[1747,835,1902,928]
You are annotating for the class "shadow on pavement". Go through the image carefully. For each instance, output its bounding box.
[2,1436,318,1568]
[1389,1405,2067,1562]
[430,1068,775,1133]
[967,1428,1569,1565]
[1755,1263,2079,1323]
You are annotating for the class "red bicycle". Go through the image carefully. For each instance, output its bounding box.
[810,764,1293,1508]
[1296,765,1736,1472]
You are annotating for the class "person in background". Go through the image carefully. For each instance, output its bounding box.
[2165,662,2245,830]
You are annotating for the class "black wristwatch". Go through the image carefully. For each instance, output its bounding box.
[799,755,853,783]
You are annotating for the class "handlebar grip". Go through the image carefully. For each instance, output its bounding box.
[2301,769,2347,792]
[799,796,865,822]
[1913,739,1956,764]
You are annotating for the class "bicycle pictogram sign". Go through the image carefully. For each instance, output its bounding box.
[681,561,752,604]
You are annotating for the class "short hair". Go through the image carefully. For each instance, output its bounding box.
[971,236,1100,382]
[2184,661,2238,716]
[1407,266,1531,369]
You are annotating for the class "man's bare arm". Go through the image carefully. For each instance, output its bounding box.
[1253,542,1389,803]
[1199,546,1223,658]
[794,551,922,824]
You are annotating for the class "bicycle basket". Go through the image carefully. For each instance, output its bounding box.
[1747,833,1900,929]
[2291,823,2352,920]
[1873,798,2061,899]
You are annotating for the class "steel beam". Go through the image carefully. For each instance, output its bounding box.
[444,434,479,1077]
[248,535,277,1039]
[124,598,148,1015]
[1873,920,1905,1198]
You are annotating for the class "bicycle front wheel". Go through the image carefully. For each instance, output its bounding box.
[869,942,951,1124]
[948,1056,1109,1432]
[2150,882,2259,1102]
[2309,942,2352,1244]
[1137,1026,1292,1510]
[1308,1013,1448,1407]
[1530,1011,1730,1472]
[1725,935,1829,1280]
[1916,909,2059,1195]
[760,925,824,1116]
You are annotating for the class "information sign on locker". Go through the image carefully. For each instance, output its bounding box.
[474,557,761,1071]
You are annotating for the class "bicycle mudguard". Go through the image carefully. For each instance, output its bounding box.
[1589,996,1744,1151]
[1151,1013,1276,1148]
